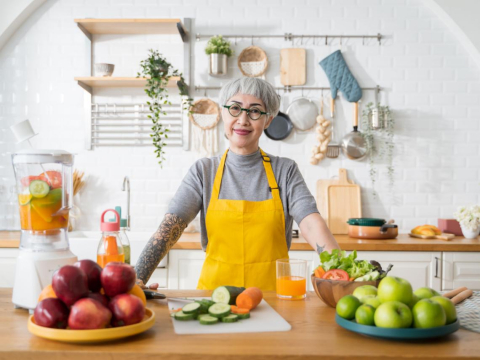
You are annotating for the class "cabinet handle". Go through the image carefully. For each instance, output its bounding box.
[435,257,439,278]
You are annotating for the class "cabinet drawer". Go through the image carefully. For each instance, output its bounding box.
[442,252,480,291]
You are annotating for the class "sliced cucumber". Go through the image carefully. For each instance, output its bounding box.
[221,314,238,323]
[182,302,201,314]
[211,286,246,305]
[174,311,196,321]
[199,315,218,325]
[195,299,215,314]
[236,312,250,320]
[208,303,231,318]
[29,180,50,198]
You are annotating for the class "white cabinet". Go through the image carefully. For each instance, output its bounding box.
[442,252,480,291]
[0,249,19,288]
[167,250,205,290]
[356,251,442,291]
[167,250,318,290]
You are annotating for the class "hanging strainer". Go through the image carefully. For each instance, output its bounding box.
[286,97,319,131]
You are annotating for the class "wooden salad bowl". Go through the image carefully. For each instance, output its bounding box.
[310,274,380,308]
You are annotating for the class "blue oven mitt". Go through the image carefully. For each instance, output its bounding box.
[319,50,362,102]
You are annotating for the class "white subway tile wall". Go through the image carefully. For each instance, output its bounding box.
[0,0,479,233]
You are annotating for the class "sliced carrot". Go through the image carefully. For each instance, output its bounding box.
[236,287,263,310]
[231,305,250,315]
[349,277,355,281]
[170,307,182,313]
[314,266,326,278]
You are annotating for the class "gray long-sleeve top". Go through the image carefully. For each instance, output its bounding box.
[167,149,319,251]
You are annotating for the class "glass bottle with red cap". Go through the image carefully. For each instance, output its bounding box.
[97,209,125,268]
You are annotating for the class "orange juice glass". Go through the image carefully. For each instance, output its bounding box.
[276,259,307,300]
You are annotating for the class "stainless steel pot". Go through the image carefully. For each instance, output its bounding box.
[209,54,228,76]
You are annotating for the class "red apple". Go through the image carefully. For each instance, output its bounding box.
[52,265,89,306]
[100,262,136,297]
[109,293,145,327]
[74,259,103,292]
[87,292,109,307]
[68,298,112,330]
[34,298,69,329]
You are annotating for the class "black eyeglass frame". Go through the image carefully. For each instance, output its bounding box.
[223,104,270,120]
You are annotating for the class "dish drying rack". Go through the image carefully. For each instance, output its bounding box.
[87,102,189,149]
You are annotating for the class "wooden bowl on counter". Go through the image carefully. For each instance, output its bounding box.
[310,274,380,308]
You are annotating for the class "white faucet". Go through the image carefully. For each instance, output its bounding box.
[122,176,130,229]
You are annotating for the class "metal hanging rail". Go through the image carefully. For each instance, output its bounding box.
[195,85,381,94]
[196,33,382,45]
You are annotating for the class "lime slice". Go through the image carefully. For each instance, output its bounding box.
[29,180,50,198]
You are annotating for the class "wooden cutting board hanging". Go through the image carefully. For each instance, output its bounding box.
[323,169,362,235]
[280,48,306,86]
[316,172,353,226]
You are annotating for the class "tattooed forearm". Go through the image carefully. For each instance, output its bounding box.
[135,213,187,283]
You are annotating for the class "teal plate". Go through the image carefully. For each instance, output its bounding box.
[335,314,460,340]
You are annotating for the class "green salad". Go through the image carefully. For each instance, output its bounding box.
[316,249,391,281]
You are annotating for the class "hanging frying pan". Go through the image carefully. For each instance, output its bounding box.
[341,102,367,160]
[286,97,319,131]
[264,111,293,140]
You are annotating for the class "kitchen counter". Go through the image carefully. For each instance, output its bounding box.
[0,288,478,359]
[1,231,479,251]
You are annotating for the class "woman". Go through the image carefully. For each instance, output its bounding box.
[136,78,340,291]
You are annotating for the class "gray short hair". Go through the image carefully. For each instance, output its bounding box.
[219,78,280,118]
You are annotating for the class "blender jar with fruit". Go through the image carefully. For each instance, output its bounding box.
[11,149,78,311]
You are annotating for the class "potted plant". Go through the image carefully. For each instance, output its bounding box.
[360,102,395,198]
[454,205,480,239]
[205,35,234,76]
[137,49,192,166]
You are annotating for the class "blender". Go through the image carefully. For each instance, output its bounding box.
[11,149,78,311]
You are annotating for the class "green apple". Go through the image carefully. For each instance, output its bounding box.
[430,296,457,325]
[374,301,413,328]
[408,294,420,309]
[336,295,362,320]
[413,287,441,300]
[377,276,413,305]
[355,304,375,326]
[412,299,447,328]
[363,296,382,309]
[353,285,378,303]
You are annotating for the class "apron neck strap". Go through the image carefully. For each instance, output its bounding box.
[259,149,280,199]
[212,149,281,199]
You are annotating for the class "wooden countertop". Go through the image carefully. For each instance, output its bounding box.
[2,231,479,252]
[1,288,478,359]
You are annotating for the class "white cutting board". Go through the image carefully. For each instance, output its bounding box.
[168,298,291,335]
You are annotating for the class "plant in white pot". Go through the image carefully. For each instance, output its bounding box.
[205,35,234,76]
[454,205,480,239]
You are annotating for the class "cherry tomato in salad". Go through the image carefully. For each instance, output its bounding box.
[39,171,62,189]
[321,269,349,281]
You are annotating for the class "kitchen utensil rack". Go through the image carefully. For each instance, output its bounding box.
[196,85,381,96]
[89,103,185,148]
[196,33,383,45]
[74,18,193,151]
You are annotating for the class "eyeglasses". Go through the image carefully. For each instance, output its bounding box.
[223,104,269,121]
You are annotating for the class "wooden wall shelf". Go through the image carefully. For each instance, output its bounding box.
[74,76,181,93]
[74,19,186,41]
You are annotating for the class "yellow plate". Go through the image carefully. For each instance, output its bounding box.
[28,308,155,343]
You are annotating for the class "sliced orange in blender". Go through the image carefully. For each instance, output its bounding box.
[18,193,32,205]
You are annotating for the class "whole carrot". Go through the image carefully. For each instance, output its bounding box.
[236,287,263,310]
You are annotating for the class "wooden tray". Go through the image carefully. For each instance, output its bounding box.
[336,314,460,340]
[28,308,155,343]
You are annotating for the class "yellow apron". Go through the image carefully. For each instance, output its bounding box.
[197,148,289,291]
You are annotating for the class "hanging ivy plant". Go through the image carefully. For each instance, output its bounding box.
[361,102,395,198]
[137,49,192,166]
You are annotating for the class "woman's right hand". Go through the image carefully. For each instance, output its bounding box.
[136,279,159,290]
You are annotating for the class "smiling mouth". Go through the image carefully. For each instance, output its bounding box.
[233,129,252,135]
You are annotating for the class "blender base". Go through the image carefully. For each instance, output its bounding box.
[12,249,77,311]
